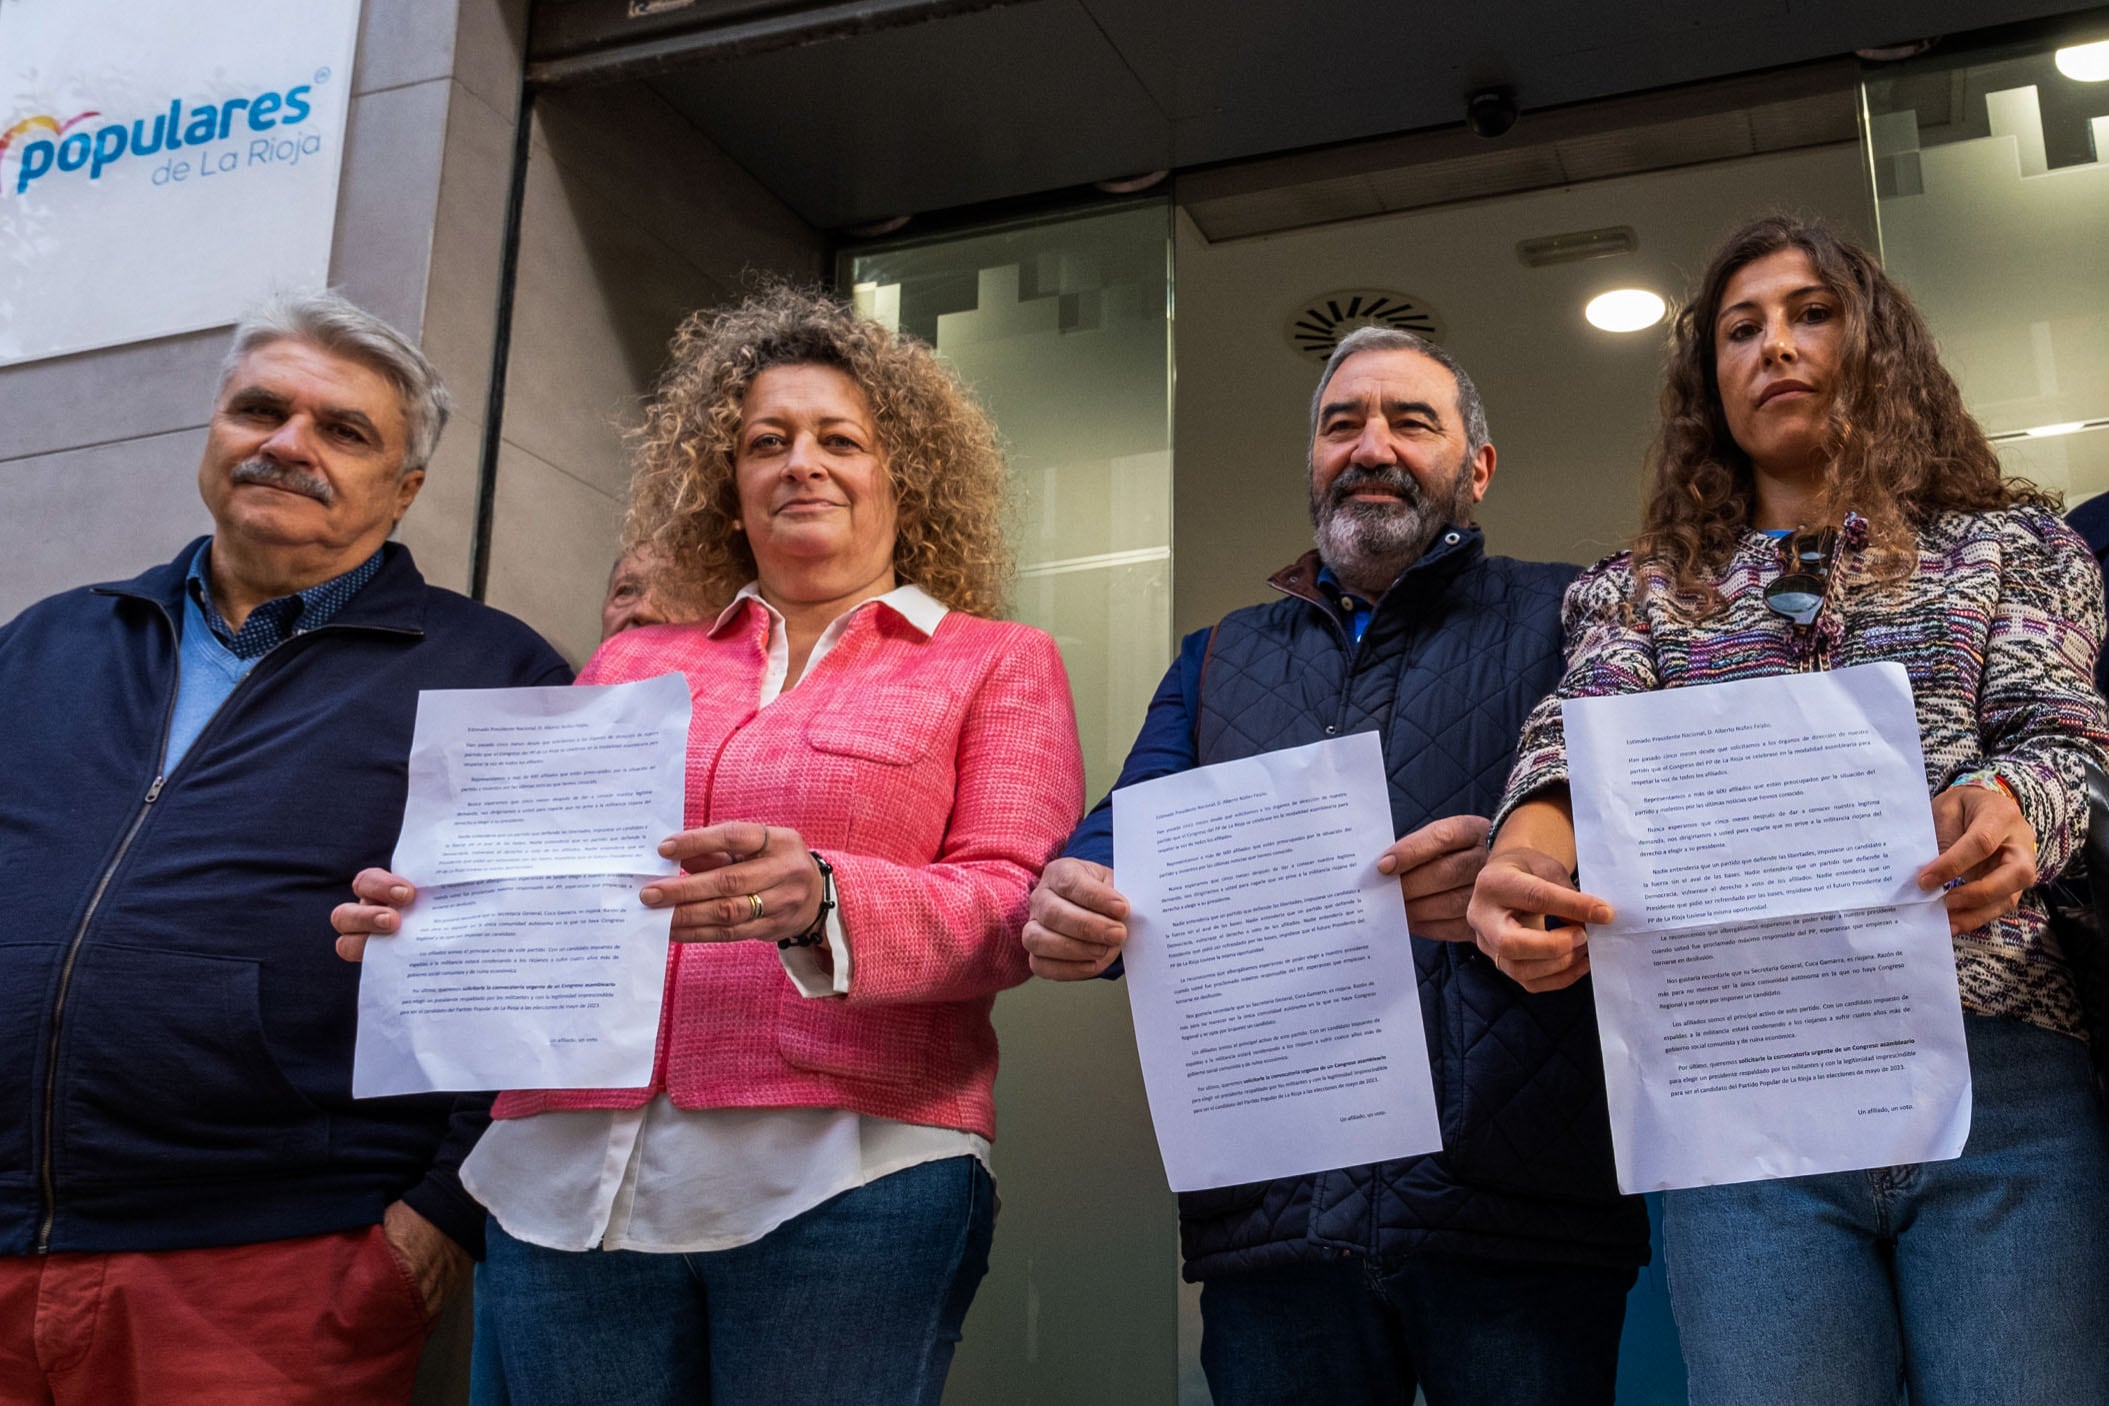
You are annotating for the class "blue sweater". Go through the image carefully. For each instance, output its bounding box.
[0,539,571,1258]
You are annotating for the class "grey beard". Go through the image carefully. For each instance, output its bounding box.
[1310,462,1473,596]
[230,456,335,505]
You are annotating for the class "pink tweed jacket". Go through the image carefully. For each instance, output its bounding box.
[490,597,1084,1140]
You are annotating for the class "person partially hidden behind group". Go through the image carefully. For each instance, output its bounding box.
[334,286,1085,1406]
[1471,215,2109,1405]
[600,542,675,639]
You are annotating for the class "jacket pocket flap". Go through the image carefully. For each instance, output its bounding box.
[803,690,950,765]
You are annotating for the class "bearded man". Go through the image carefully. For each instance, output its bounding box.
[1022,327,1648,1405]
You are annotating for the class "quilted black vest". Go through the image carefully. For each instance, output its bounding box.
[1176,529,1648,1279]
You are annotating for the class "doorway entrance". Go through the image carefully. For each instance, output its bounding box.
[828,63,1879,1406]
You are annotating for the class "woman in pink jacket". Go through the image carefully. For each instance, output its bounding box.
[335,287,1084,1405]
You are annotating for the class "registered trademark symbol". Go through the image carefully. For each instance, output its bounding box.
[314,67,332,84]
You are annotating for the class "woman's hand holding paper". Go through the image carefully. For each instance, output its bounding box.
[1919,782,2037,935]
[1468,793,1612,994]
[642,821,826,945]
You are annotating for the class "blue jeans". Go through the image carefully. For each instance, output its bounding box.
[473,1155,994,1406]
[1664,1014,2109,1406]
[1199,1251,1636,1405]
[470,1263,511,1406]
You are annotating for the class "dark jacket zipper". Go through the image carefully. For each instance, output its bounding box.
[31,611,415,1253]
[35,593,183,1252]
[1269,571,1360,737]
[36,772,165,1251]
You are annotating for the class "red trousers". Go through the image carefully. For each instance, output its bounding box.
[0,1225,433,1406]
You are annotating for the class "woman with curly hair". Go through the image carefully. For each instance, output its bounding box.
[336,287,1083,1404]
[1468,216,2109,1402]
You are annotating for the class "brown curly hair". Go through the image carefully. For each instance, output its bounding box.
[623,284,1013,618]
[1633,214,2050,613]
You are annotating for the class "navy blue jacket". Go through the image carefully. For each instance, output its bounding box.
[1068,530,1647,1279]
[0,539,570,1259]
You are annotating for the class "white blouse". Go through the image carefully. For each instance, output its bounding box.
[462,584,988,1253]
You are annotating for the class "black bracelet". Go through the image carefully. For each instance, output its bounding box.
[778,851,836,950]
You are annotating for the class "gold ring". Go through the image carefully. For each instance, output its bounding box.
[746,893,765,922]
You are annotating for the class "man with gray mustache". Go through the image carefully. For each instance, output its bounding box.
[230,451,337,502]
[0,293,569,1403]
[1024,327,1647,1404]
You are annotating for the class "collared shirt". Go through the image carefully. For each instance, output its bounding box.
[1316,564,1376,644]
[1317,531,1470,645]
[185,542,385,659]
[163,542,385,771]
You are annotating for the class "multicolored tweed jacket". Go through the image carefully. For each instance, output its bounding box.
[1498,506,2109,1039]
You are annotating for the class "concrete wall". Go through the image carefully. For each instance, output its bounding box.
[0,0,529,623]
[479,81,826,666]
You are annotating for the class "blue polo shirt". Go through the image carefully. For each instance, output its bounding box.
[1315,564,1375,644]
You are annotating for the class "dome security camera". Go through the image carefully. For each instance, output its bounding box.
[1466,87,1519,138]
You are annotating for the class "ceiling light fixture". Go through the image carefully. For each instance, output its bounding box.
[2055,39,2109,81]
[1516,226,1638,268]
[1095,171,1169,194]
[1854,39,1939,62]
[1585,288,1667,333]
[844,215,912,239]
[1988,418,2109,443]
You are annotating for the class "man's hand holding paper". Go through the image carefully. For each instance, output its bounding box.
[1374,812,1491,944]
[1022,857,1129,980]
[1027,812,1487,984]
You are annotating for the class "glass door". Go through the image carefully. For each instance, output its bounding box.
[1865,29,2109,501]
[843,198,1181,1406]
